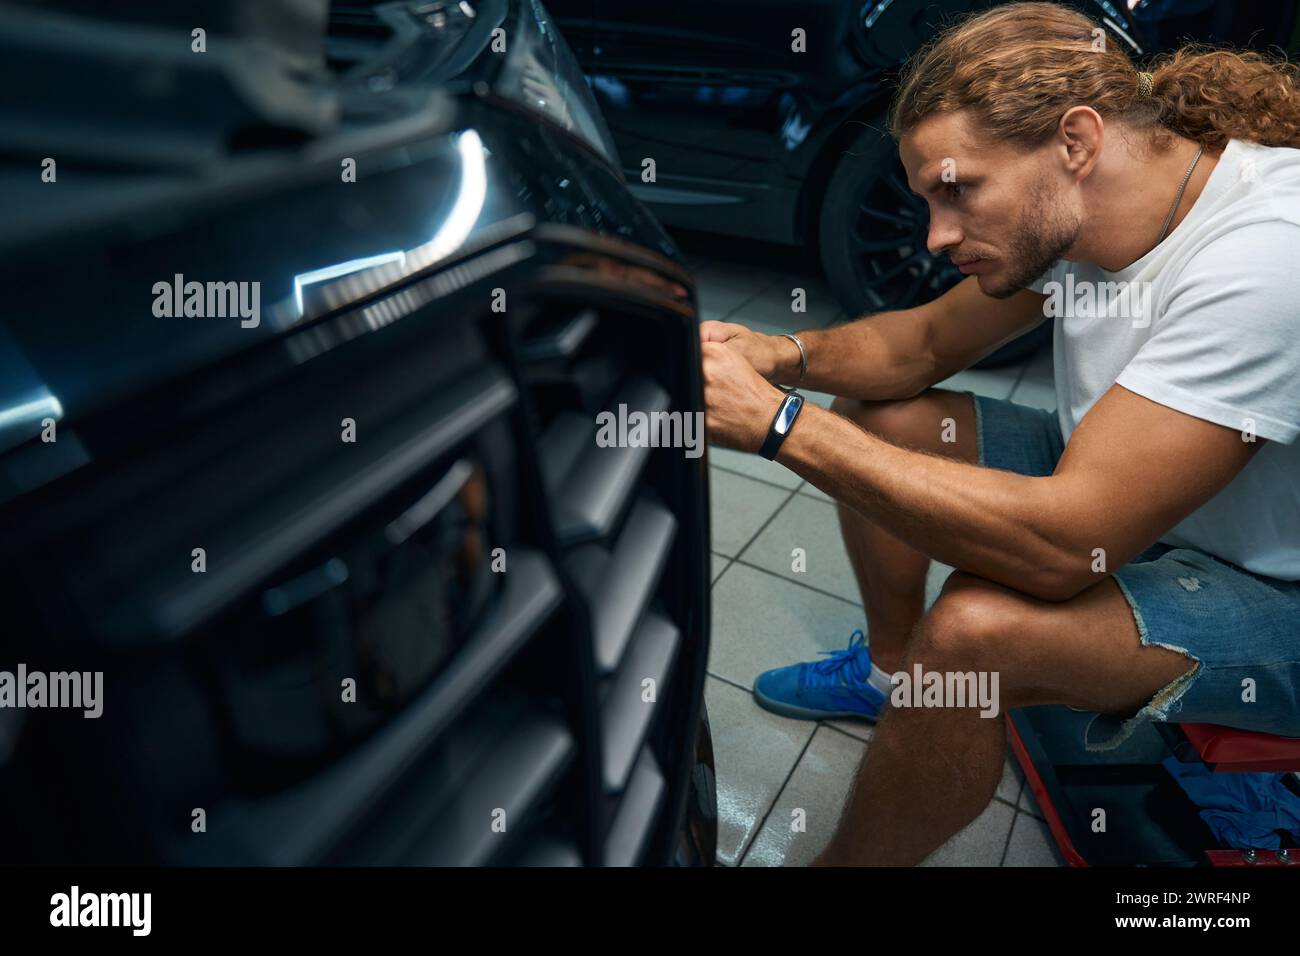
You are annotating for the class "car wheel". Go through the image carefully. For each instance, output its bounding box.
[816,124,1050,368]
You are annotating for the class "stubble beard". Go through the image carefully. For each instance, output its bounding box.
[982,178,1081,299]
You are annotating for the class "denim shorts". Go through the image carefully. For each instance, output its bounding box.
[970,392,1300,751]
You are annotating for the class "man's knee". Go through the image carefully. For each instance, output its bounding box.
[832,394,928,442]
[907,572,1024,673]
[830,391,974,458]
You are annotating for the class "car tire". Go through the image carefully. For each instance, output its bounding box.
[816,123,1051,369]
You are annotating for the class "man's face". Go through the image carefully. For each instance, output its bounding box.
[898,111,1081,299]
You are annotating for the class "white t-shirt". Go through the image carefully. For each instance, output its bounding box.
[1028,138,1300,581]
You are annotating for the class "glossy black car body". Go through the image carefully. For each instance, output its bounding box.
[1132,0,1300,56]
[0,0,715,866]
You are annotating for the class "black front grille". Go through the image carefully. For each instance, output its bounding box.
[517,288,708,863]
[0,240,708,867]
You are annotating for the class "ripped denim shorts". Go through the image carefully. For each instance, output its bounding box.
[970,391,1300,751]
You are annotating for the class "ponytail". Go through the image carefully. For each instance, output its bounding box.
[1145,45,1300,151]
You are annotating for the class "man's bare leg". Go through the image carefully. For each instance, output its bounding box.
[814,572,1196,866]
[830,390,979,673]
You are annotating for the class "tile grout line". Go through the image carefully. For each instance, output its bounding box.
[725,484,804,570]
[708,459,803,493]
[709,451,977,611]
[999,809,1025,866]
[710,551,736,588]
[738,725,820,867]
[727,555,867,611]
[714,275,781,322]
[706,671,752,695]
[794,485,831,503]
[817,720,874,746]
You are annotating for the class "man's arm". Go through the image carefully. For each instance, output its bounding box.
[778,385,1263,600]
[702,275,1049,400]
[700,340,1264,601]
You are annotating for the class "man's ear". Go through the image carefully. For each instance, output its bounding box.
[1057,106,1104,180]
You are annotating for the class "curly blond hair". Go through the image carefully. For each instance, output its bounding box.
[889,2,1300,152]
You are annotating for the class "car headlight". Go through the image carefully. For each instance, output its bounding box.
[495,0,620,167]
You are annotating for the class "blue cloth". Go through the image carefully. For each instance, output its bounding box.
[1162,755,1300,849]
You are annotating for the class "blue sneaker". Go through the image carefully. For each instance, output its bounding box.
[752,630,887,721]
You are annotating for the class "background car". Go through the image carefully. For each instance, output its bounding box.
[543,0,1153,365]
[0,0,716,867]
[1131,0,1300,54]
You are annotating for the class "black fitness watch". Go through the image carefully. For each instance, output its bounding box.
[758,389,805,460]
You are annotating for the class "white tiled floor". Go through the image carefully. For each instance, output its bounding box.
[686,239,1065,867]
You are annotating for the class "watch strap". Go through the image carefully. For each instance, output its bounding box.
[759,390,804,460]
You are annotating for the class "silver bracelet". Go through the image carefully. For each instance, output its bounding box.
[780,332,808,384]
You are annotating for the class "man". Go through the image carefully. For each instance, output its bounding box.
[700,2,1300,866]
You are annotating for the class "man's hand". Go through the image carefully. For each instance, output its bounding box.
[701,340,786,452]
[700,320,798,383]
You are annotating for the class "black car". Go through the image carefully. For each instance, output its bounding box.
[548,0,1148,361]
[1131,0,1300,56]
[0,0,716,867]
